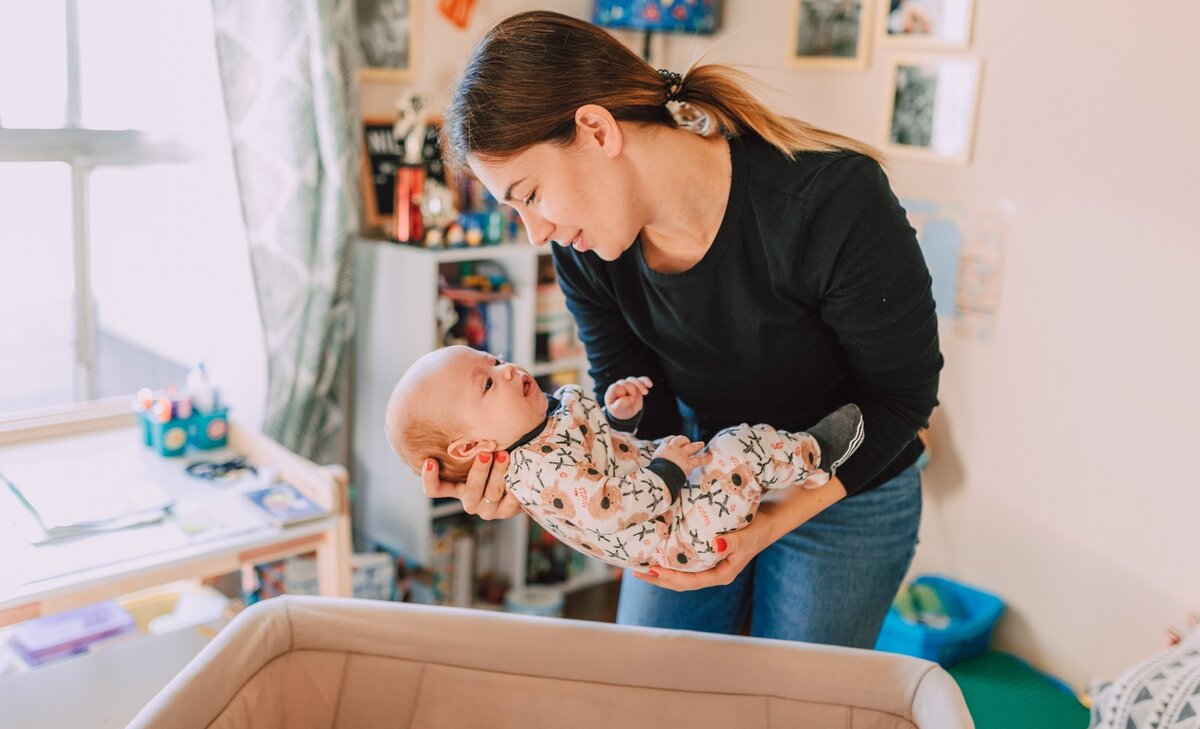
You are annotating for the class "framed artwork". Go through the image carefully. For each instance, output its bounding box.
[361,118,401,234]
[879,0,974,49]
[882,56,982,165]
[593,0,719,34]
[790,0,872,70]
[356,0,418,81]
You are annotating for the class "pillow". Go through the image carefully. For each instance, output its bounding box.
[1089,627,1200,728]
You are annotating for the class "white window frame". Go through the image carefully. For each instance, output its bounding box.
[0,0,198,432]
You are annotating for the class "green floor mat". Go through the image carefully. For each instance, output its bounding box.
[946,651,1090,729]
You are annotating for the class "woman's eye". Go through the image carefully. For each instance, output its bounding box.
[524,190,536,206]
[484,377,493,392]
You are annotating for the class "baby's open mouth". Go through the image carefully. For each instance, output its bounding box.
[522,377,531,397]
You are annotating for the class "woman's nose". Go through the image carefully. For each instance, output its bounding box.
[522,211,553,247]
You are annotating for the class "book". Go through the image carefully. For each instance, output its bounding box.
[242,482,327,527]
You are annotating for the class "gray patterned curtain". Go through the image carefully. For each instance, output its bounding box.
[211,0,361,463]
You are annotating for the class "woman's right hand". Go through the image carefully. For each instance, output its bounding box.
[421,452,522,520]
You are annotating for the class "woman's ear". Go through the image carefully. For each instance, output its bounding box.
[575,104,624,158]
[447,437,499,461]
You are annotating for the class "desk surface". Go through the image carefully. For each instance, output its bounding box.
[0,423,346,616]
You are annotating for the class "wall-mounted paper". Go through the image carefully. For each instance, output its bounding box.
[902,198,1012,340]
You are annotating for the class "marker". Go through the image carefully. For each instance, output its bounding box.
[153,397,173,423]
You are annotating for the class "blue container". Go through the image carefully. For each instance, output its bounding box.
[136,406,228,455]
[875,575,1005,666]
[188,407,229,450]
[138,409,191,457]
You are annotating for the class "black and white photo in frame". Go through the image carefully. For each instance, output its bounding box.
[790,0,872,70]
[356,0,416,79]
[883,56,982,165]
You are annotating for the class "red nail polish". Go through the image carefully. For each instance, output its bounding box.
[496,451,507,464]
[714,537,727,553]
[424,459,434,471]
[647,569,659,577]
[478,453,491,464]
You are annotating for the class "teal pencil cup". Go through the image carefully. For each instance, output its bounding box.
[189,407,229,450]
[138,410,191,457]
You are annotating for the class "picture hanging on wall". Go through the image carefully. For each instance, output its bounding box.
[879,0,974,49]
[790,0,872,70]
[882,56,982,165]
[356,0,418,80]
[361,118,401,235]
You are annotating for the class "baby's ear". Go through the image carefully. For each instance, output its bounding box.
[447,437,499,460]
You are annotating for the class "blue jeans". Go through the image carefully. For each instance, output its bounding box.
[616,464,922,648]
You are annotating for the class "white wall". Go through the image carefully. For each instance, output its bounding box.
[362,0,1200,688]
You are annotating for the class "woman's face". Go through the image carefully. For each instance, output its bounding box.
[468,133,644,262]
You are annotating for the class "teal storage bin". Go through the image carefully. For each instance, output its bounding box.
[138,410,191,457]
[875,575,1005,667]
[188,407,229,450]
[137,406,228,455]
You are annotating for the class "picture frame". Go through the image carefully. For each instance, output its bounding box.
[790,0,872,70]
[361,118,401,235]
[882,56,983,165]
[356,0,418,81]
[878,0,974,49]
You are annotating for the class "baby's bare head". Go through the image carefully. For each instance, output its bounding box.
[385,348,472,481]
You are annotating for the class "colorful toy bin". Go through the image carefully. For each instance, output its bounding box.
[136,396,229,457]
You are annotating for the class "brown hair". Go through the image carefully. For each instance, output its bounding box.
[441,10,882,174]
[386,383,474,483]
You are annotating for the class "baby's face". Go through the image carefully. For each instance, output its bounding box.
[426,346,548,450]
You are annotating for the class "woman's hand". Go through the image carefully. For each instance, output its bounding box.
[633,501,780,591]
[604,376,653,421]
[421,452,522,520]
[633,478,848,591]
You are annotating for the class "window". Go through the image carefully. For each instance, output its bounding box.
[0,0,264,423]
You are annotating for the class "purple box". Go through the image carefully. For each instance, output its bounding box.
[11,600,136,666]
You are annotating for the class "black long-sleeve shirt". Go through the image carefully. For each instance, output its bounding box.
[552,133,942,496]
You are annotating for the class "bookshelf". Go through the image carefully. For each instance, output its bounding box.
[350,237,614,608]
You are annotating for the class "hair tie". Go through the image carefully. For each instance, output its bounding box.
[658,69,683,103]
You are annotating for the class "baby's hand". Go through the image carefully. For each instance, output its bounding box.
[605,376,653,422]
[653,435,709,476]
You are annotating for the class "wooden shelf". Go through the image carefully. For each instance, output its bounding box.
[352,237,594,604]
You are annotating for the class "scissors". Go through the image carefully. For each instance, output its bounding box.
[185,455,257,481]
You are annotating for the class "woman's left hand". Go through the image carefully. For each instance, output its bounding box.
[632,501,782,591]
[632,477,847,591]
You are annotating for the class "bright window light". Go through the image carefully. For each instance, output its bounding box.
[78,0,217,134]
[0,0,265,424]
[0,163,75,412]
[0,1,68,129]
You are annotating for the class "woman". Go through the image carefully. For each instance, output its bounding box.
[421,10,941,648]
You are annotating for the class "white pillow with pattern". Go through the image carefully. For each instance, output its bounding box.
[1090,628,1200,728]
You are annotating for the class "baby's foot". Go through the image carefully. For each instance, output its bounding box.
[807,404,864,476]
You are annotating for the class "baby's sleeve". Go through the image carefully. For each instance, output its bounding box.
[602,407,643,434]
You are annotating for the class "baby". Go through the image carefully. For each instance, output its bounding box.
[386,346,864,572]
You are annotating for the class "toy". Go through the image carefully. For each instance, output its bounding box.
[436,295,459,346]
[392,93,429,166]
